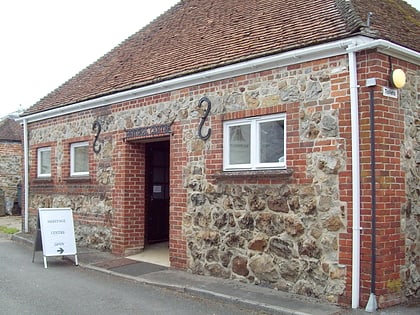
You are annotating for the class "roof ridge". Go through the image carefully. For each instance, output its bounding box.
[334,0,365,34]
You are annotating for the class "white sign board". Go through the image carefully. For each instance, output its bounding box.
[383,86,398,99]
[38,208,77,257]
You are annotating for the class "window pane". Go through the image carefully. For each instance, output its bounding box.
[39,149,51,175]
[74,145,88,173]
[229,125,251,164]
[259,120,284,163]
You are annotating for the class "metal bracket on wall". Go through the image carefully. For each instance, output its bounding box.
[197,96,212,141]
[92,120,102,153]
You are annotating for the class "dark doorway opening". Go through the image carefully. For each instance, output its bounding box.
[146,140,170,244]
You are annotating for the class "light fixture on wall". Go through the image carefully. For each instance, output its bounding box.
[389,68,406,89]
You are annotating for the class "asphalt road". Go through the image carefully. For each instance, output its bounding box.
[0,238,261,315]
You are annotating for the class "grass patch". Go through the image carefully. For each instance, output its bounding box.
[0,226,19,234]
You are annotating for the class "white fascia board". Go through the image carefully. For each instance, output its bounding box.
[346,39,420,66]
[19,36,374,124]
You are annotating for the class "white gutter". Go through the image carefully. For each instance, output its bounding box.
[348,50,361,309]
[17,37,369,124]
[17,38,418,125]
[23,118,29,233]
[347,39,420,66]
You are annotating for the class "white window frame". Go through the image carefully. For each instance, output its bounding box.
[70,142,89,176]
[37,147,52,177]
[223,113,286,171]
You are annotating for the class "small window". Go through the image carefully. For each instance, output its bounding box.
[37,147,51,177]
[223,114,286,170]
[70,142,89,176]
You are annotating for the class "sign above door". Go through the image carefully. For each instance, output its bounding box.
[125,124,172,142]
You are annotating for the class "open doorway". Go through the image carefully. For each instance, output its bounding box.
[146,140,170,244]
[127,140,170,267]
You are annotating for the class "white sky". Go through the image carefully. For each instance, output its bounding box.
[0,0,419,118]
[0,0,179,118]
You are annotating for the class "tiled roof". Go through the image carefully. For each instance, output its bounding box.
[22,0,420,116]
[350,0,420,49]
[0,118,22,142]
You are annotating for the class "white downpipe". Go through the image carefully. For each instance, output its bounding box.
[23,119,29,233]
[345,38,419,309]
[348,51,361,309]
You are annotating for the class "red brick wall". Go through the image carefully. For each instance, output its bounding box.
[0,142,22,156]
[169,122,188,269]
[111,132,146,255]
[356,50,407,308]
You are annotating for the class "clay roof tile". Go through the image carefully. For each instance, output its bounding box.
[21,0,419,117]
[0,118,22,142]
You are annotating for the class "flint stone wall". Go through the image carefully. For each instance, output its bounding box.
[180,60,349,303]
[401,68,420,300]
[184,182,346,301]
[28,192,113,250]
[0,189,5,216]
[0,142,22,215]
[28,114,115,249]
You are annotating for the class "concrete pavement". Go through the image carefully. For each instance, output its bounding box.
[1,215,418,315]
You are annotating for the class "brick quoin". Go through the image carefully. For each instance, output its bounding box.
[169,121,188,269]
[355,51,406,308]
[111,133,146,256]
[334,50,412,308]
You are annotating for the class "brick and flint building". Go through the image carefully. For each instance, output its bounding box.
[18,0,420,309]
[0,117,23,216]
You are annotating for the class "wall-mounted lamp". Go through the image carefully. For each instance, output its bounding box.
[390,69,406,89]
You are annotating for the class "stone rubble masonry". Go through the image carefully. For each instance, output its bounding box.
[0,142,23,215]
[24,53,419,307]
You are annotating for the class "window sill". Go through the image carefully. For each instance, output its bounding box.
[212,169,293,181]
[33,177,53,183]
[64,176,91,183]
